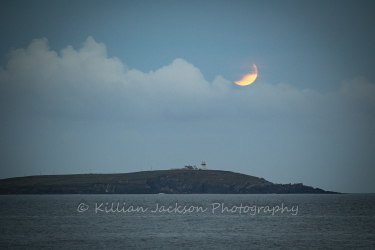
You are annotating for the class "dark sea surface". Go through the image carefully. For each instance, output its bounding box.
[0,194,374,249]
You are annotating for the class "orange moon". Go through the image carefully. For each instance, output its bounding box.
[235,64,258,86]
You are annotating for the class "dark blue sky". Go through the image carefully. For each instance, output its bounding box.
[1,0,374,192]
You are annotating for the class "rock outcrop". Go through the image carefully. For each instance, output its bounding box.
[0,170,338,194]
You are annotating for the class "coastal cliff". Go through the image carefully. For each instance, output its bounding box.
[0,170,338,194]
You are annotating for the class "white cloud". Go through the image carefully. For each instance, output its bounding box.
[0,36,374,124]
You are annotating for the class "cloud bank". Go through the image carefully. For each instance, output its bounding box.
[1,37,225,121]
[3,36,372,122]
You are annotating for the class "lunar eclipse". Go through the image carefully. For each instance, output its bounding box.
[235,64,258,86]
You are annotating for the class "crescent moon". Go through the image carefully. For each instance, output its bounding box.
[235,64,258,86]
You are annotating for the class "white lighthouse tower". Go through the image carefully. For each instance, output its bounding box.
[201,160,206,170]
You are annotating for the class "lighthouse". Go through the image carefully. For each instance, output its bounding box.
[201,160,206,170]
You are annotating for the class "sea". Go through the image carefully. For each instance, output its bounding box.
[0,194,374,249]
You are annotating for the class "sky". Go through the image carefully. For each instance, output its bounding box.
[0,0,374,193]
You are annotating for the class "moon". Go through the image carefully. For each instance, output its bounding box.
[235,64,258,86]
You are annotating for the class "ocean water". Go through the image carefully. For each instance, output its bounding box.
[0,194,374,249]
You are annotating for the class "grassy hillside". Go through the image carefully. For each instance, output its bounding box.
[0,170,267,188]
[0,170,336,194]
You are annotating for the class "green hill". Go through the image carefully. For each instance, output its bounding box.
[0,170,338,194]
